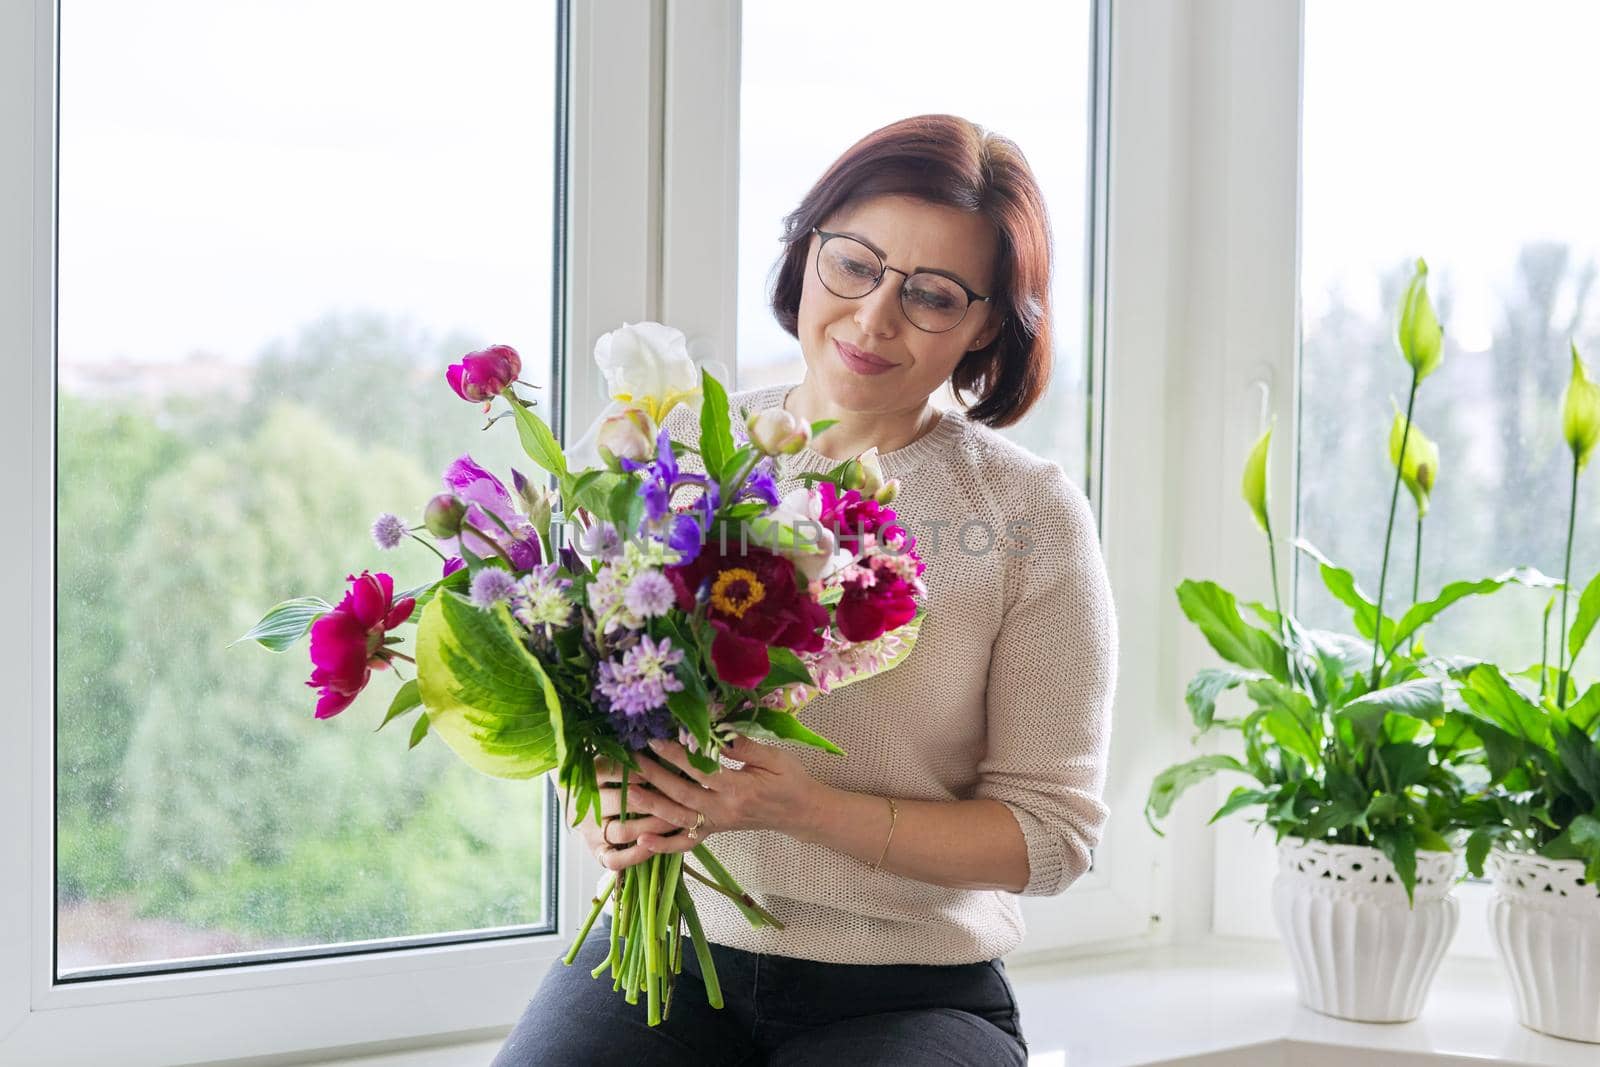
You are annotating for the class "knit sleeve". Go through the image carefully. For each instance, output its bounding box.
[973,462,1118,897]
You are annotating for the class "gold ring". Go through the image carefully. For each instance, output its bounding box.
[687,811,706,841]
[602,816,621,849]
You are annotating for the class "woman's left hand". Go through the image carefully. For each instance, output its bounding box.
[632,734,826,852]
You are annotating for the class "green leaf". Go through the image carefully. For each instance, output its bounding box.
[1377,742,1432,791]
[1391,568,1561,653]
[231,595,333,652]
[1248,679,1322,769]
[1208,785,1276,825]
[1294,539,1393,644]
[1550,718,1600,807]
[749,708,845,755]
[1335,679,1443,746]
[1374,824,1420,905]
[808,418,839,436]
[569,470,626,518]
[413,591,563,779]
[1465,828,1494,878]
[1568,570,1600,663]
[1459,665,1551,752]
[1569,683,1600,733]
[405,568,469,624]
[699,368,734,484]
[1145,753,1249,832]
[508,395,569,478]
[378,678,422,731]
[1186,667,1269,730]
[761,647,815,690]
[1176,580,1288,682]
[407,710,430,749]
[665,689,712,754]
[1541,813,1600,884]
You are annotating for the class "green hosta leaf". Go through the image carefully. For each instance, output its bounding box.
[1176,580,1288,682]
[1459,665,1551,752]
[414,591,562,779]
[378,678,422,731]
[1391,568,1561,653]
[1294,539,1393,644]
[408,711,430,749]
[1186,667,1269,731]
[231,595,333,652]
[1145,754,1249,832]
[699,368,734,483]
[508,395,569,479]
[1248,679,1322,769]
[1335,679,1443,747]
[749,708,844,755]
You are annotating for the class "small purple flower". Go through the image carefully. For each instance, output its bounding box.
[623,569,675,619]
[442,556,466,578]
[595,634,686,718]
[371,512,408,551]
[469,567,517,609]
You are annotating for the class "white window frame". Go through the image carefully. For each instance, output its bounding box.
[0,2,665,1063]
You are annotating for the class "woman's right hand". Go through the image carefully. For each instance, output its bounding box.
[576,755,688,872]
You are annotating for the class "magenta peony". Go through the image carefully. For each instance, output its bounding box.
[447,344,522,403]
[305,571,416,719]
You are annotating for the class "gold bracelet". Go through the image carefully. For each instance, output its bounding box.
[870,797,898,871]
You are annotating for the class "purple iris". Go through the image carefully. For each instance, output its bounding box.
[439,455,542,570]
[737,460,780,507]
[621,428,719,562]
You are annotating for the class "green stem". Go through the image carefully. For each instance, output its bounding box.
[645,855,662,1025]
[406,530,449,563]
[686,848,784,928]
[1372,374,1420,688]
[1412,513,1423,607]
[1540,596,1553,701]
[676,881,723,1009]
[1558,458,1580,709]
[460,520,518,567]
[565,872,617,965]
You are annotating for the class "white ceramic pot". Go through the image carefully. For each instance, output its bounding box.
[1487,848,1600,1044]
[1271,837,1460,1022]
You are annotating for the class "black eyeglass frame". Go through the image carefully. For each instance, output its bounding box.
[809,226,994,334]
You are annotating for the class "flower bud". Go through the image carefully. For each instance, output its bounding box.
[873,478,900,505]
[1388,400,1440,516]
[511,469,555,530]
[424,493,466,538]
[856,448,887,498]
[595,407,656,471]
[1241,422,1273,533]
[839,459,866,491]
[447,344,522,403]
[1563,342,1600,470]
[1396,258,1443,382]
[746,408,811,456]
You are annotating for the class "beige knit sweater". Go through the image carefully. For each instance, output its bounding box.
[638,382,1117,965]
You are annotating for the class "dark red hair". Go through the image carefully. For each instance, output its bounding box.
[768,114,1054,428]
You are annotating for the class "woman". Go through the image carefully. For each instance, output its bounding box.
[493,114,1117,1066]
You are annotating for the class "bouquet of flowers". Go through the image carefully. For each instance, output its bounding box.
[239,322,928,1026]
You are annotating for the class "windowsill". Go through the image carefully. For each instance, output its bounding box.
[240,937,1596,1067]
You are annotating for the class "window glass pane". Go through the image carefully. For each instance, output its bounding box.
[737,0,1096,484]
[56,0,558,977]
[1298,1,1600,677]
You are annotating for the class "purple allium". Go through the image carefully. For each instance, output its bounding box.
[623,569,675,619]
[595,634,685,717]
[469,567,517,609]
[371,512,408,551]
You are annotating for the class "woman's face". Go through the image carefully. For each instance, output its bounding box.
[795,194,1003,415]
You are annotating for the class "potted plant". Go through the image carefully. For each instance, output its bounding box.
[1147,261,1555,1023]
[1445,343,1600,1044]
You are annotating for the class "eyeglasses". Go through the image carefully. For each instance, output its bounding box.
[810,227,992,334]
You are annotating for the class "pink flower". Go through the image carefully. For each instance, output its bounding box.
[306,571,415,719]
[447,344,522,403]
[437,455,541,570]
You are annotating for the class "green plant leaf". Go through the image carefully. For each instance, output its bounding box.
[231,595,333,652]
[1377,742,1432,791]
[1391,568,1561,653]
[1176,580,1289,682]
[1568,570,1600,663]
[414,591,562,779]
[1186,667,1269,730]
[378,679,422,731]
[665,688,712,754]
[1459,665,1551,752]
[1374,824,1420,906]
[761,647,815,690]
[1145,754,1250,832]
[1550,718,1600,807]
[699,368,734,484]
[749,708,844,755]
[1294,539,1394,644]
[507,395,569,479]
[1208,785,1276,825]
[1335,679,1443,746]
[407,710,430,749]
[1250,679,1323,769]
[1569,683,1600,733]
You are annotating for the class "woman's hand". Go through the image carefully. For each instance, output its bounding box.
[626,734,827,855]
[577,757,687,872]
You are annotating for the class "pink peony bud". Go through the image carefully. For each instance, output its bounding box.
[746,409,811,456]
[447,344,522,403]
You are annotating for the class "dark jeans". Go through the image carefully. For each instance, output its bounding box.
[490,912,1029,1066]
